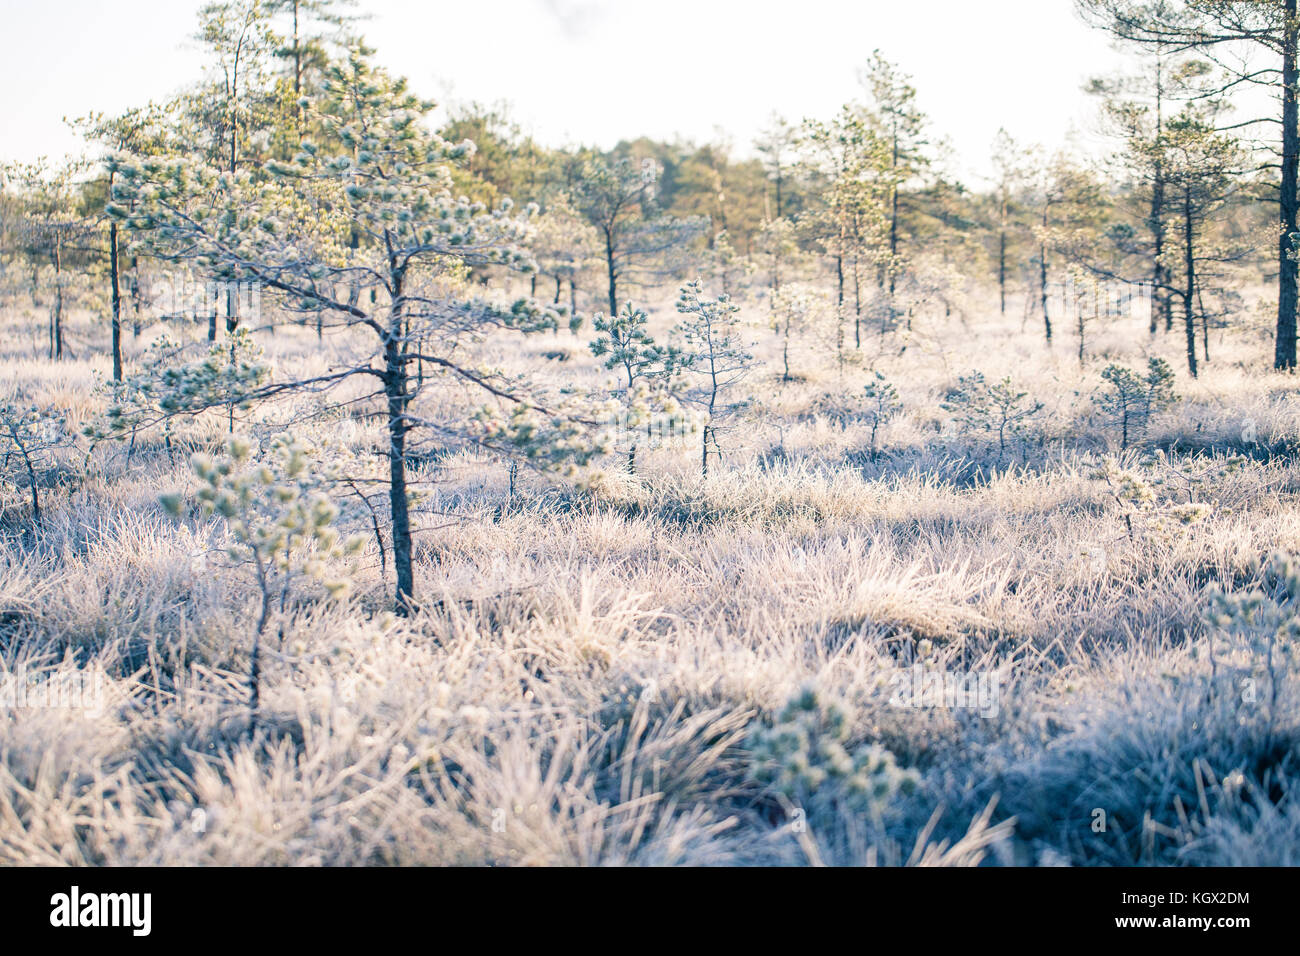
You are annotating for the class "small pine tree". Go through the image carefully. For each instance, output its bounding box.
[769,284,824,383]
[862,370,902,458]
[1096,357,1176,449]
[162,434,362,730]
[674,280,755,477]
[86,331,270,460]
[589,302,686,474]
[942,371,1044,461]
[1,403,67,523]
[747,683,920,819]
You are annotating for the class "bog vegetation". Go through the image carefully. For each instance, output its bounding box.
[3,0,1300,865]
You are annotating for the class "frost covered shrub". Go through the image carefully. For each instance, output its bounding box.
[1,402,68,522]
[862,371,902,458]
[747,684,919,817]
[1095,450,1243,542]
[87,330,269,458]
[1095,357,1176,449]
[989,552,1300,865]
[588,301,690,474]
[941,371,1043,461]
[1204,550,1300,741]
[162,434,362,727]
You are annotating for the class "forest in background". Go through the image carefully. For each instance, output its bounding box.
[3,1,1297,382]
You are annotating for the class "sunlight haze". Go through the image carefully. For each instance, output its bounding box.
[1,0,1126,181]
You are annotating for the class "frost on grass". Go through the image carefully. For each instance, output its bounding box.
[3,331,1300,866]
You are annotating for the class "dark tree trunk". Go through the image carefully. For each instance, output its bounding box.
[998,219,1007,316]
[1039,247,1051,345]
[604,230,618,316]
[1184,189,1198,378]
[1151,56,1168,336]
[226,285,239,334]
[1202,305,1210,362]
[292,0,304,136]
[1078,295,1087,367]
[1279,0,1299,370]
[52,241,64,361]
[888,133,899,300]
[385,317,414,614]
[853,256,861,348]
[109,215,122,381]
[1039,193,1052,344]
[835,254,845,350]
[1151,174,1167,335]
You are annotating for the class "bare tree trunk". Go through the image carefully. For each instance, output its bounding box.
[888,132,900,304]
[110,213,123,381]
[385,337,414,614]
[604,230,618,316]
[1198,285,1211,364]
[998,218,1007,316]
[52,240,64,360]
[1039,192,1052,344]
[130,256,143,337]
[1184,189,1199,378]
[1278,0,1299,370]
[1078,293,1087,367]
[835,254,845,358]
[853,255,862,348]
[226,285,239,334]
[1151,54,1169,336]
[292,0,304,137]
[1039,247,1051,345]
[1151,176,1168,336]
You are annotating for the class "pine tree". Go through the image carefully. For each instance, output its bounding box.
[801,106,891,354]
[570,153,706,316]
[1161,109,1246,376]
[589,302,685,474]
[860,52,929,312]
[989,129,1029,318]
[112,46,573,614]
[674,280,755,476]
[1079,0,1300,369]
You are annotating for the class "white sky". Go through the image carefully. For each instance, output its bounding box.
[0,0,1135,184]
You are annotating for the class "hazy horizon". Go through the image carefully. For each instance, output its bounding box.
[1,0,1132,183]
